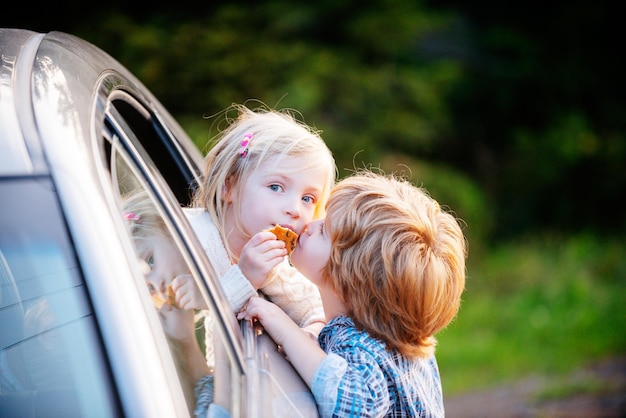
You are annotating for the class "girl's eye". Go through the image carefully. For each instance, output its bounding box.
[269,184,283,192]
[146,255,155,267]
[302,195,316,204]
[319,222,325,234]
[147,282,156,294]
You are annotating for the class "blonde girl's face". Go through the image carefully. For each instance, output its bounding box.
[230,154,328,239]
[138,234,189,300]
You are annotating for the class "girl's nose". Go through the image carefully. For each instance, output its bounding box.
[147,276,166,295]
[285,201,301,218]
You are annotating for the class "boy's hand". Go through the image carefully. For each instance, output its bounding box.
[239,296,326,386]
[237,296,296,347]
[238,230,288,289]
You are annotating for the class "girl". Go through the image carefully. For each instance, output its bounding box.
[240,170,467,417]
[173,103,337,361]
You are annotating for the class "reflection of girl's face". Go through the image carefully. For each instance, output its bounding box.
[138,234,188,298]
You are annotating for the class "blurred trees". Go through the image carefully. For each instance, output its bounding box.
[423,0,625,240]
[7,0,623,245]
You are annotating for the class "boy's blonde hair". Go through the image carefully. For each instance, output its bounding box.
[193,104,336,258]
[323,170,467,359]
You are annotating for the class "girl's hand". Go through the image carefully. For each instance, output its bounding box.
[171,274,207,310]
[238,231,288,289]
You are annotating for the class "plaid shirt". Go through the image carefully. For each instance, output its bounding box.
[312,316,444,418]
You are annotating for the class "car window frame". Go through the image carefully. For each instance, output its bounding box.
[91,69,319,418]
[98,82,246,362]
[94,77,250,416]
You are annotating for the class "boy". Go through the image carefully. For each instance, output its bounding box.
[240,170,467,417]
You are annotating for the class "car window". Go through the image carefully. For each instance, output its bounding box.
[0,178,121,416]
[103,91,201,206]
[101,92,242,417]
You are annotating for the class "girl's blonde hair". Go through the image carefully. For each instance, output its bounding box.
[323,170,467,359]
[121,190,168,248]
[193,103,336,259]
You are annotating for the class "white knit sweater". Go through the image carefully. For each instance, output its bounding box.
[183,208,325,363]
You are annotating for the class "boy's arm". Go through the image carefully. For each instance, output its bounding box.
[238,296,326,387]
[260,260,326,329]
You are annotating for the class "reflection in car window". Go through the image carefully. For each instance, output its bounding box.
[0,178,120,416]
[105,94,198,205]
[109,138,234,417]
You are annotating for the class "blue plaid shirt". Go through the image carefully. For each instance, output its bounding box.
[312,316,444,418]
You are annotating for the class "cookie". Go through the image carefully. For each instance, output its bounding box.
[266,224,298,255]
[151,283,179,309]
[167,283,178,308]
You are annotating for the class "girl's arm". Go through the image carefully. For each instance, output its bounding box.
[160,304,212,381]
[238,296,326,387]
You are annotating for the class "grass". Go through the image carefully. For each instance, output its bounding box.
[435,232,626,395]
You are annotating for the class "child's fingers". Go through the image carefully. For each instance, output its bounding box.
[245,232,287,255]
[171,273,191,291]
[245,231,276,248]
[237,297,260,320]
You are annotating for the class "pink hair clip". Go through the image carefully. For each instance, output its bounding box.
[123,212,142,223]
[239,132,253,157]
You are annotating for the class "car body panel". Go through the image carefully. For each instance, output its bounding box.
[1,28,190,417]
[1,28,318,417]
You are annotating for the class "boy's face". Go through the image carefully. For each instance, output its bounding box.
[231,155,328,237]
[290,218,331,285]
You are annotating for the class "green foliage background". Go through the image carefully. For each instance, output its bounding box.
[5,0,624,397]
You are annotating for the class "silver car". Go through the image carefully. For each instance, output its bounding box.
[0,28,316,417]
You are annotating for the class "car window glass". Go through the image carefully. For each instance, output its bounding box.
[106,125,237,416]
[0,178,120,416]
[105,93,199,206]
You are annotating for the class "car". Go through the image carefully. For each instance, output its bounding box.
[0,28,317,417]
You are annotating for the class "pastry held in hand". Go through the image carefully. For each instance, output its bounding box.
[266,224,298,255]
[151,283,179,309]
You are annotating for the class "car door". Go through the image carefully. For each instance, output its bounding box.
[97,78,317,418]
